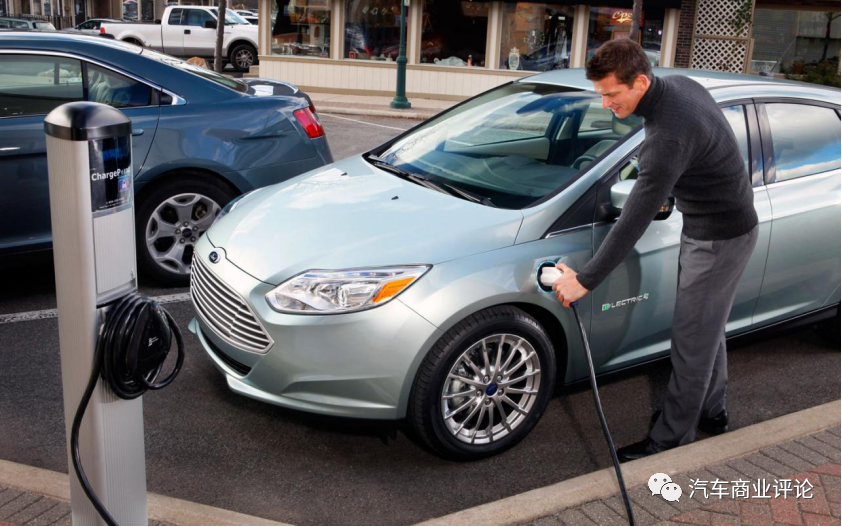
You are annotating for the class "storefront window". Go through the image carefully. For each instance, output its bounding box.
[344,0,407,61]
[586,6,664,66]
[32,0,42,15]
[0,0,7,17]
[500,3,574,71]
[751,9,840,74]
[122,0,138,20]
[420,0,488,67]
[271,0,331,57]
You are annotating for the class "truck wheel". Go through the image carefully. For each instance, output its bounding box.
[230,43,256,72]
[135,175,237,286]
[407,306,556,461]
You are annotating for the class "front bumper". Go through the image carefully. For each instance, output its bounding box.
[188,236,441,420]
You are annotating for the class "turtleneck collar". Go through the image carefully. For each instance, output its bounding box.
[632,75,664,120]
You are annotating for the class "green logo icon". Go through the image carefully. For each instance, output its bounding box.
[602,304,610,311]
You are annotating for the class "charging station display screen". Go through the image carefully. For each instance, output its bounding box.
[89,136,132,214]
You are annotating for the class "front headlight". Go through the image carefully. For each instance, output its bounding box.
[265,265,431,314]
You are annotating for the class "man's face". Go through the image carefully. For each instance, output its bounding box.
[591,73,650,119]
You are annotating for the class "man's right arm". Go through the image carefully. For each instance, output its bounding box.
[575,137,691,291]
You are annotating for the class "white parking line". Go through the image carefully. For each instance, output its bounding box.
[0,292,193,325]
[319,112,411,131]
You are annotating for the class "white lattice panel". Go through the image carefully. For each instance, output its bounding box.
[694,0,751,38]
[691,38,748,73]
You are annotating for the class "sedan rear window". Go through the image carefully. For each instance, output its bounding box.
[140,48,248,93]
[374,82,641,209]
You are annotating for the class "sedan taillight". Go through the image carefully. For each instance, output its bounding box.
[293,107,324,139]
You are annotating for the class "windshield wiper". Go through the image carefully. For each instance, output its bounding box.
[365,154,451,195]
[439,182,497,208]
[365,153,497,207]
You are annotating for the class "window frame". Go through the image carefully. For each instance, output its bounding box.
[0,50,185,120]
[755,98,842,186]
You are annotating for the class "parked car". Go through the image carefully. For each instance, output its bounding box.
[0,17,56,30]
[72,18,121,35]
[100,6,258,71]
[189,69,840,460]
[0,31,332,284]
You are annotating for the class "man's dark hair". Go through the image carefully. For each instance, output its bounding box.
[586,39,653,87]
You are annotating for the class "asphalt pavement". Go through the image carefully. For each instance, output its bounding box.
[0,114,839,525]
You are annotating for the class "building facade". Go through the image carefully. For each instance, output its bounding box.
[251,0,838,99]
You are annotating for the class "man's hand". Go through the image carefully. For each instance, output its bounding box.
[551,263,589,308]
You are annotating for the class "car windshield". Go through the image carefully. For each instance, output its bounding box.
[208,8,247,24]
[141,48,248,93]
[373,82,642,209]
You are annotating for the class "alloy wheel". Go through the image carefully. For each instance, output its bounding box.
[145,193,221,276]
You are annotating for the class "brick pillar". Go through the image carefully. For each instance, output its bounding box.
[674,0,697,68]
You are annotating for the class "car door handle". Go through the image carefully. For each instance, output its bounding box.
[0,146,21,156]
[184,29,191,34]
[132,128,144,137]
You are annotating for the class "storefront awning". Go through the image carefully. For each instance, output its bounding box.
[476,0,683,9]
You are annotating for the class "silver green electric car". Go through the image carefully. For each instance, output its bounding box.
[188,68,841,460]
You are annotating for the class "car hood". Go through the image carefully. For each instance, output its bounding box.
[207,156,524,284]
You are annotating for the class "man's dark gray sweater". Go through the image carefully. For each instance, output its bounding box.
[576,75,759,291]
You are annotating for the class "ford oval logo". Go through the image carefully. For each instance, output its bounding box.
[209,251,219,264]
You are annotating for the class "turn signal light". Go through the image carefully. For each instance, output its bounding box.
[293,107,324,139]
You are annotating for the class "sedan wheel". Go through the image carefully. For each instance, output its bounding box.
[136,176,236,285]
[409,306,556,460]
[145,192,221,276]
[441,334,543,445]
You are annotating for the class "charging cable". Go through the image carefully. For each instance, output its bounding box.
[71,293,185,526]
[540,265,636,526]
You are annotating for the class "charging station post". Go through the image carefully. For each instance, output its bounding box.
[45,102,147,526]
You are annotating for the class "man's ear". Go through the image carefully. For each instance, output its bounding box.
[634,74,651,92]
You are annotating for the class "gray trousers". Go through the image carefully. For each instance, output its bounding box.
[650,225,759,448]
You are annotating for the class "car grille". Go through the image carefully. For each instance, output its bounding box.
[191,256,273,354]
[200,327,253,376]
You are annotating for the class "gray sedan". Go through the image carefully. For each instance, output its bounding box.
[0,31,332,284]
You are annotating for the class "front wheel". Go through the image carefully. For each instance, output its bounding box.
[229,43,257,72]
[135,175,237,286]
[408,306,556,461]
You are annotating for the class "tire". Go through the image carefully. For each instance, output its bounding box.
[229,43,257,72]
[408,306,556,461]
[135,174,237,286]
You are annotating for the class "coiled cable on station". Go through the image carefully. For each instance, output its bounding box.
[70,293,185,526]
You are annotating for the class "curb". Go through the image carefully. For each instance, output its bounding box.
[416,400,841,526]
[0,460,288,526]
[316,106,435,120]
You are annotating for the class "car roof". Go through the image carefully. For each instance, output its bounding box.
[0,30,142,54]
[523,67,840,98]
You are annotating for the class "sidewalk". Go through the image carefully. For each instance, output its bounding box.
[308,92,460,120]
[525,428,840,526]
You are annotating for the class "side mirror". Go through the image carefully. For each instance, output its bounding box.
[204,19,217,29]
[609,180,675,221]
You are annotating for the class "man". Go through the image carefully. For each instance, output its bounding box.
[551,39,759,461]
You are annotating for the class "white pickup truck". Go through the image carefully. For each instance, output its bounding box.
[100,6,258,71]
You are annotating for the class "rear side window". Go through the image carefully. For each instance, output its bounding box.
[169,8,183,25]
[765,103,841,183]
[0,55,83,117]
[87,64,152,108]
[721,105,750,176]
